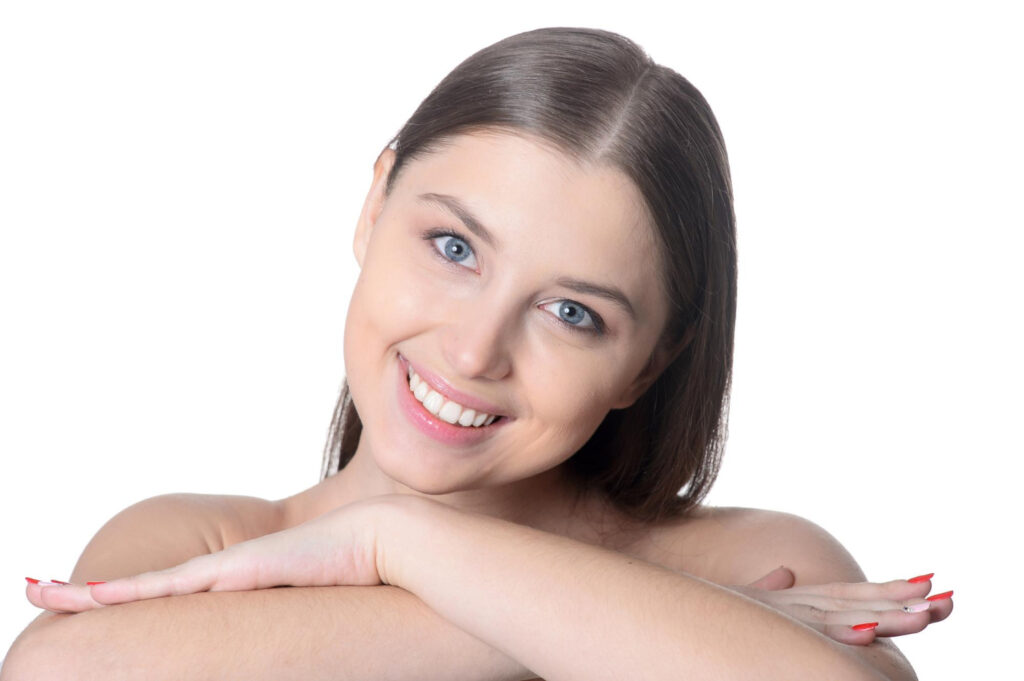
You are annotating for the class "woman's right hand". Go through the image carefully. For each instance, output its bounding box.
[735,567,954,645]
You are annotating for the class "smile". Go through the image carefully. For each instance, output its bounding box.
[406,363,500,427]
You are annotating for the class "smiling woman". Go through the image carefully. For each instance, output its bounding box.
[339,131,674,504]
[5,26,953,681]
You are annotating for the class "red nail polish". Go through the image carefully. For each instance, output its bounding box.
[50,579,70,585]
[851,622,879,631]
[25,577,40,585]
[86,581,107,586]
[926,590,953,601]
[907,573,934,583]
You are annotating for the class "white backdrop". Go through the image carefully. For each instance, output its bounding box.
[2,1,1020,677]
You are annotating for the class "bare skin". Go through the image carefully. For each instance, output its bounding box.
[8,481,950,681]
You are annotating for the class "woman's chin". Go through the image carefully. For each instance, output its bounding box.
[374,450,485,496]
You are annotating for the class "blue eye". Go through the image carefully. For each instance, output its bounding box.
[428,232,478,270]
[540,300,603,335]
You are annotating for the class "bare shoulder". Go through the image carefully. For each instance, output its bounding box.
[635,505,867,587]
[70,492,285,583]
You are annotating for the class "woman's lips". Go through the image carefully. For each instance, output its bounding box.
[397,353,508,417]
[395,354,509,446]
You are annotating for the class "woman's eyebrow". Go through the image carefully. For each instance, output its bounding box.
[418,192,501,249]
[417,191,637,322]
[555,277,637,321]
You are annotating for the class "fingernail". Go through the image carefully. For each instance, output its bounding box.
[86,581,107,586]
[907,573,934,583]
[902,602,931,613]
[50,579,70,585]
[25,577,40,584]
[926,590,953,601]
[851,622,879,631]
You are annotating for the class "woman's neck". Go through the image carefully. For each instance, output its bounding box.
[279,436,635,547]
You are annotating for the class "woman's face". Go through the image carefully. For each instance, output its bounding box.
[344,130,672,496]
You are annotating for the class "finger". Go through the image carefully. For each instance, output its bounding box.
[925,591,954,624]
[89,554,222,606]
[772,591,933,615]
[789,603,934,641]
[26,583,105,614]
[786,578,933,603]
[746,566,796,591]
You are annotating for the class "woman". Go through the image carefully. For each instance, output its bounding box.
[6,27,952,680]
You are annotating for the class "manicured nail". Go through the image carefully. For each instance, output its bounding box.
[851,622,879,631]
[902,602,931,613]
[86,581,107,586]
[926,590,953,601]
[50,579,70,585]
[25,577,40,584]
[907,573,934,583]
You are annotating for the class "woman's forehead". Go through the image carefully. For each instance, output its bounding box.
[394,132,655,250]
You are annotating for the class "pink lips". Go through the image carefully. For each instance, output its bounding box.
[395,354,510,446]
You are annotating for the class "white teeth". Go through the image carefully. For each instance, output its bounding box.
[413,380,429,401]
[422,390,444,416]
[437,400,462,424]
[406,365,499,427]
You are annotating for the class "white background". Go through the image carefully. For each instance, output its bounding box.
[1,1,1020,677]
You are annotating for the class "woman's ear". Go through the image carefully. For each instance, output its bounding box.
[353,146,397,268]
[611,328,694,410]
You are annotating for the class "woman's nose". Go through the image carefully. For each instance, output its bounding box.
[440,302,514,381]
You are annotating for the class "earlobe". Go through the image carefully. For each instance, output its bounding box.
[353,146,397,268]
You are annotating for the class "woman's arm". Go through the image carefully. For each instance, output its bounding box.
[52,496,946,681]
[4,586,530,681]
[379,497,927,681]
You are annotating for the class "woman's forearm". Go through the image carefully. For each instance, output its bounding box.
[4,585,533,681]
[383,498,888,681]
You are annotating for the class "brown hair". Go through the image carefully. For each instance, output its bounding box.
[321,27,736,523]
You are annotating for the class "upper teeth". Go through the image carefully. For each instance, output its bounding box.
[407,366,497,427]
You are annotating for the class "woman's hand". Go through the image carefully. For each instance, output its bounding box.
[735,566,954,645]
[26,497,396,614]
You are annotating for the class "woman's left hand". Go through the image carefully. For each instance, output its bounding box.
[26,497,394,614]
[732,566,954,645]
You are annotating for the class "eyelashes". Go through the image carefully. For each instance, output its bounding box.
[422,228,606,336]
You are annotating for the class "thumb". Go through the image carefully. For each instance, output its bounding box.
[746,565,795,591]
